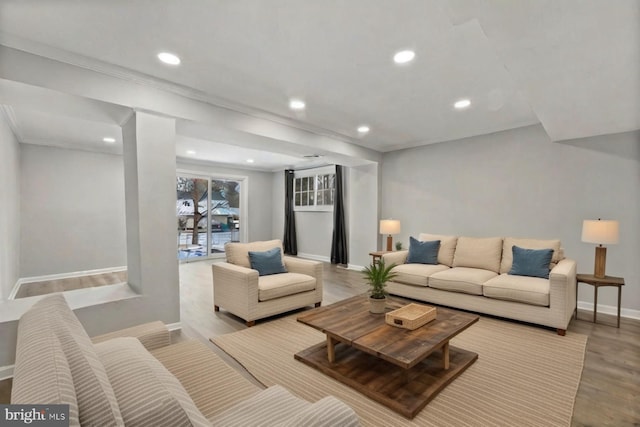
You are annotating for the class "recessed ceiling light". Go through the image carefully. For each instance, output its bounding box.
[186,150,196,155]
[157,52,181,65]
[103,137,116,143]
[246,159,255,163]
[454,99,471,109]
[357,125,370,133]
[393,50,415,64]
[289,99,306,111]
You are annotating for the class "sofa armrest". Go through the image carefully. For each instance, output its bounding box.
[91,321,171,351]
[282,396,360,427]
[549,258,577,317]
[382,250,408,266]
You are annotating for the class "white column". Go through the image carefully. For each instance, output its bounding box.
[122,111,179,319]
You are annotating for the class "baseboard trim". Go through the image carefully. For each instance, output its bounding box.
[577,301,640,320]
[346,263,365,271]
[10,266,128,300]
[0,365,14,381]
[296,253,331,263]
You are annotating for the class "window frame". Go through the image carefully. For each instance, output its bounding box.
[293,166,336,212]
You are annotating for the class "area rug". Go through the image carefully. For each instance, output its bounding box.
[212,315,587,427]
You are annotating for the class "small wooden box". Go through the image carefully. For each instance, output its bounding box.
[386,303,437,330]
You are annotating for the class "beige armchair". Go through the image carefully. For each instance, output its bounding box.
[212,239,323,326]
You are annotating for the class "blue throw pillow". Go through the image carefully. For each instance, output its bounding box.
[406,237,440,264]
[248,247,287,276]
[509,245,554,279]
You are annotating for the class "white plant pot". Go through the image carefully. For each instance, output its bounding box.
[369,296,387,314]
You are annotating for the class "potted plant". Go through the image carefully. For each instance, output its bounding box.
[362,259,397,314]
[395,241,403,251]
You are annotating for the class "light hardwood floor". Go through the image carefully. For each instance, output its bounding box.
[2,260,638,426]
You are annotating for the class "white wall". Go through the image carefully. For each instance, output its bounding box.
[347,163,379,269]
[19,144,127,277]
[177,161,274,242]
[381,124,640,313]
[0,114,21,299]
[271,171,285,242]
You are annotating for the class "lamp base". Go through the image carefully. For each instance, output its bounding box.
[386,235,393,252]
[594,246,607,278]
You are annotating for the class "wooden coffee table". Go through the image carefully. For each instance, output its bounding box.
[295,294,479,418]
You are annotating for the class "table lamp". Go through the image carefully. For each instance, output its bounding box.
[380,219,401,251]
[581,219,619,278]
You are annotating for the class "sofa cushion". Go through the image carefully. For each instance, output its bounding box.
[429,267,497,295]
[36,294,123,426]
[249,247,287,276]
[418,233,458,266]
[95,338,211,427]
[225,239,283,269]
[209,385,310,427]
[11,298,81,427]
[282,396,360,427]
[391,263,449,287]
[452,236,503,273]
[483,274,550,306]
[509,246,554,279]
[500,237,562,274]
[258,273,316,301]
[406,237,440,264]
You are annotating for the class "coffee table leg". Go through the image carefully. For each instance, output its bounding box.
[327,336,337,363]
[442,342,450,370]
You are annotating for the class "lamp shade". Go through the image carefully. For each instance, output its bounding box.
[581,219,619,245]
[380,219,401,235]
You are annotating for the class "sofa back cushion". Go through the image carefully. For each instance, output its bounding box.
[418,233,458,266]
[41,295,124,426]
[500,237,562,274]
[453,236,503,273]
[225,240,283,269]
[95,338,211,427]
[11,298,80,426]
[406,237,440,264]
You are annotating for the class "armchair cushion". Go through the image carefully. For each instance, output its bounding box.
[258,273,316,301]
[225,240,283,269]
[249,247,287,276]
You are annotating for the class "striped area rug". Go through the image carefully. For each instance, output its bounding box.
[212,315,587,427]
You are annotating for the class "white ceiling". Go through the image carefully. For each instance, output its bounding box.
[0,0,638,168]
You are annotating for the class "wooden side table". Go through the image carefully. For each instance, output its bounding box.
[369,251,392,265]
[576,273,625,328]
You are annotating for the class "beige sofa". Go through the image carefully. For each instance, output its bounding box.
[213,240,323,326]
[382,234,577,335]
[11,294,359,426]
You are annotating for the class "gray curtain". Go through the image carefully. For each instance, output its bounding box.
[331,165,348,265]
[283,169,297,255]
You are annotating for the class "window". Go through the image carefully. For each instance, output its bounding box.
[294,167,335,211]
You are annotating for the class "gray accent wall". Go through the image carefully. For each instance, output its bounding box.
[381,124,640,312]
[19,144,127,277]
[0,114,21,299]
